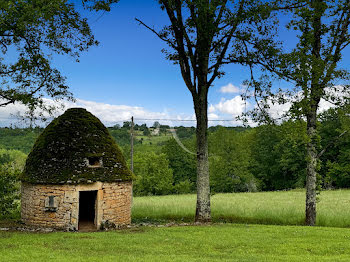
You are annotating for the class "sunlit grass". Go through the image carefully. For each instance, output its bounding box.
[1,224,350,261]
[132,189,350,227]
[2,190,350,261]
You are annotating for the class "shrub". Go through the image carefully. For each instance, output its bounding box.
[0,149,25,218]
[133,152,174,196]
[0,167,20,218]
[173,180,194,194]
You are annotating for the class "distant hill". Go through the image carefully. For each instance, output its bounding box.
[0,128,42,153]
[0,125,250,154]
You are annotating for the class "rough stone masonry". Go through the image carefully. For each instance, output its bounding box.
[20,108,134,230]
[21,182,132,230]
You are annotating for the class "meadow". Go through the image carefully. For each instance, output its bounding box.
[2,190,350,261]
[1,224,350,261]
[132,189,350,228]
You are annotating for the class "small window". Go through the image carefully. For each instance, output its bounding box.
[49,196,55,206]
[45,195,58,212]
[88,157,102,168]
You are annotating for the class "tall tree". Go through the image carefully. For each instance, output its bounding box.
[136,0,280,222]
[0,0,118,117]
[249,0,350,225]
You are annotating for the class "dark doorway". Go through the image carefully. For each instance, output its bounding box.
[79,190,97,231]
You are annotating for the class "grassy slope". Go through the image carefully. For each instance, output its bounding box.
[136,133,172,146]
[0,129,40,153]
[1,224,350,261]
[132,189,350,227]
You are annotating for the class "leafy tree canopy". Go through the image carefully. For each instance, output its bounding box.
[0,0,118,117]
[244,0,350,226]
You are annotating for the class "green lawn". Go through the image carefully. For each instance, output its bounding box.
[1,224,350,261]
[132,189,350,227]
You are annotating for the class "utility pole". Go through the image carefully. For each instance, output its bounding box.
[130,116,134,173]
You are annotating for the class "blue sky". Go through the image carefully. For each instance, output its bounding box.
[1,1,349,127]
[50,0,253,124]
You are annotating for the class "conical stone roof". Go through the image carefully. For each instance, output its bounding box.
[22,108,133,184]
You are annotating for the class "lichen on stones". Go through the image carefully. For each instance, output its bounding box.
[21,108,133,184]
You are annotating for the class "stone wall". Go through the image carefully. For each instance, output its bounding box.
[21,181,132,230]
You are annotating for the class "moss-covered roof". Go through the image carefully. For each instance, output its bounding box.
[22,108,133,184]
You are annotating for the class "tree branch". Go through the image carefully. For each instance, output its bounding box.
[160,0,196,96]
[208,0,245,86]
[135,18,177,49]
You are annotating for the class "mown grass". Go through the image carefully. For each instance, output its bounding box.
[136,133,172,145]
[132,189,350,227]
[1,224,350,261]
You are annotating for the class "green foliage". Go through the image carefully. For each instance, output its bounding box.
[143,128,151,136]
[326,161,350,188]
[273,121,308,189]
[152,121,160,129]
[22,108,133,184]
[250,125,281,190]
[0,148,26,218]
[0,148,27,168]
[321,105,350,188]
[82,0,119,11]
[162,138,196,191]
[173,180,193,194]
[0,168,19,218]
[0,0,118,115]
[137,0,273,220]
[245,2,350,225]
[0,128,41,153]
[174,126,195,139]
[123,121,131,129]
[108,128,130,146]
[250,121,307,190]
[1,115,350,194]
[249,1,350,121]
[209,127,258,193]
[133,152,173,196]
[138,123,148,132]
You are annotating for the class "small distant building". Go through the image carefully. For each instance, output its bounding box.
[20,108,133,231]
[151,128,160,136]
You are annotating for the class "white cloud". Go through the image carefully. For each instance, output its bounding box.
[266,101,291,119]
[72,99,169,126]
[208,113,219,119]
[0,98,172,127]
[214,96,248,116]
[0,97,250,128]
[260,86,350,120]
[219,83,240,94]
[0,102,27,124]
[3,85,344,128]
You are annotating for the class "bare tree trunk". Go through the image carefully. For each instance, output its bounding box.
[194,95,211,222]
[305,109,318,226]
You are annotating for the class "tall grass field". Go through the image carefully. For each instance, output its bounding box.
[132,189,350,227]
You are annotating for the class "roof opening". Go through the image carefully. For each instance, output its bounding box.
[88,157,102,168]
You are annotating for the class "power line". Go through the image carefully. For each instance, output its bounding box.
[133,118,236,122]
[0,116,239,125]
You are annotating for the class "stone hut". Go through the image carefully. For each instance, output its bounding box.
[20,108,133,231]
